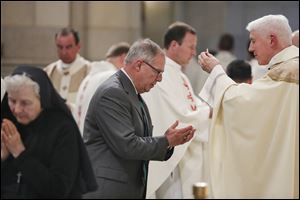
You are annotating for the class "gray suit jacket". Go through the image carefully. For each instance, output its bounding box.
[83,70,173,199]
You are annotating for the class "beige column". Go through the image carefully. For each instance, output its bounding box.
[1,1,70,76]
[84,1,142,61]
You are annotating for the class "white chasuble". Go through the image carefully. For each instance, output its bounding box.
[44,54,91,104]
[199,46,299,198]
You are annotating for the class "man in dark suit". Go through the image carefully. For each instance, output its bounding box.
[83,39,196,199]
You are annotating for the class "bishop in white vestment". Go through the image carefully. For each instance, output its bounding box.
[199,15,299,198]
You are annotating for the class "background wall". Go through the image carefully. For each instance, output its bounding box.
[1,1,142,76]
[143,1,299,59]
[1,1,298,77]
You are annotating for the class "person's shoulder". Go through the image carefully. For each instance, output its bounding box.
[44,61,58,74]
[156,63,182,91]
[93,73,126,99]
[91,70,116,83]
[268,58,299,84]
[88,79,130,115]
[44,109,72,123]
[46,110,76,127]
[38,110,79,140]
[78,56,91,67]
[76,54,90,64]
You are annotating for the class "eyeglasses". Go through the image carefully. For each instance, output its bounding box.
[142,60,163,78]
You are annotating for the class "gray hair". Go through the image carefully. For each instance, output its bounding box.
[125,38,164,65]
[4,74,40,98]
[246,15,292,46]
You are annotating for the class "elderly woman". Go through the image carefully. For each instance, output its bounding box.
[1,66,97,199]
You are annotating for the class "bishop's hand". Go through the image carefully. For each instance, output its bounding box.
[198,50,220,73]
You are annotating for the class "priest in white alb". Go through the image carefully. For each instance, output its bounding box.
[75,42,130,134]
[143,22,211,199]
[198,14,299,198]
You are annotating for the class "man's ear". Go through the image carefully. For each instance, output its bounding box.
[270,34,277,47]
[170,40,179,49]
[134,60,143,71]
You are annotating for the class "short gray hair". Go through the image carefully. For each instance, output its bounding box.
[125,38,164,65]
[4,74,40,98]
[246,15,292,46]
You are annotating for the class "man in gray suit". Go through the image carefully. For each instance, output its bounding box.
[83,39,196,199]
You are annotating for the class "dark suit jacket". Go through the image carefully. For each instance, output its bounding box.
[83,70,173,199]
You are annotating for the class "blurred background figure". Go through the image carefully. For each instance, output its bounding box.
[215,33,237,70]
[1,66,97,199]
[75,42,130,134]
[89,42,130,75]
[226,59,252,84]
[292,30,299,47]
[44,28,91,114]
[1,77,5,101]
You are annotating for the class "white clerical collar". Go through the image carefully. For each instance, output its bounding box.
[268,45,299,69]
[59,54,80,70]
[121,68,138,94]
[166,56,182,71]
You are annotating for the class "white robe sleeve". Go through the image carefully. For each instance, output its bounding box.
[199,64,235,107]
[202,49,299,198]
